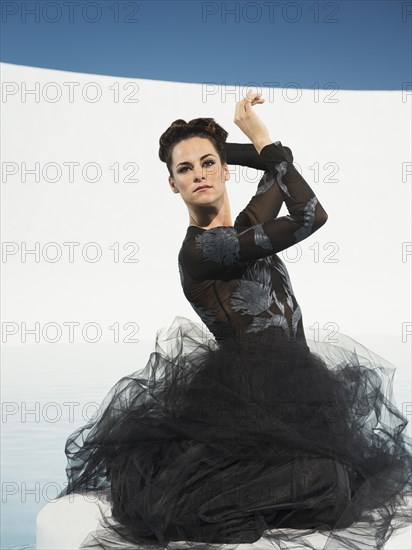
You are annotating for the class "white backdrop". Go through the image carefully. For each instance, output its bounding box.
[1,61,411,548]
[2,61,411,370]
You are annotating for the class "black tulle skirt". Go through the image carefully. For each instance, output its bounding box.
[58,316,412,550]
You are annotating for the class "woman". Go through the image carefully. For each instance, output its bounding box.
[57,91,411,549]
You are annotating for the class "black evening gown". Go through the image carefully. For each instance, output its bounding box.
[57,141,412,549]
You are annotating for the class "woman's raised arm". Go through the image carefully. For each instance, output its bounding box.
[181,138,328,281]
[225,141,285,227]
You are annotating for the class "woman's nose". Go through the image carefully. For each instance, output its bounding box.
[193,165,206,181]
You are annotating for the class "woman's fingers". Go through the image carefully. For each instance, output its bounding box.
[238,89,265,115]
[233,89,270,144]
[246,88,265,106]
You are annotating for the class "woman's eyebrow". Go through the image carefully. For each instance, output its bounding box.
[177,153,216,167]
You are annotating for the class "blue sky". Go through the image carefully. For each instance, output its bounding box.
[1,0,411,89]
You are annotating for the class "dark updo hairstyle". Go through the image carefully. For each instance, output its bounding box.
[159,118,228,177]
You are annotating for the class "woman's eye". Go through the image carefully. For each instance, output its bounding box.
[178,160,215,174]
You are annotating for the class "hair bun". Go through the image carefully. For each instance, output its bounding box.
[158,117,228,173]
[189,118,228,144]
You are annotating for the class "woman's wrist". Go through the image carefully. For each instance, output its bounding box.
[252,136,273,155]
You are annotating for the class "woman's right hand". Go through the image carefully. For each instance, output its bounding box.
[233,89,273,153]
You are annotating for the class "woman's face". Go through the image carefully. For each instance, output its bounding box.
[169,137,230,206]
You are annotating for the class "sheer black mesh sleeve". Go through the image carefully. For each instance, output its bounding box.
[224,142,285,226]
[182,141,328,280]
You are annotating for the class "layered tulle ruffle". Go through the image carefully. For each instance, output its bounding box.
[57,316,412,549]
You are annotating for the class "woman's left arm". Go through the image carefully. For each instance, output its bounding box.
[224,142,285,227]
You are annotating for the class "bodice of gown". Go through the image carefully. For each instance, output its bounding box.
[178,141,328,345]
